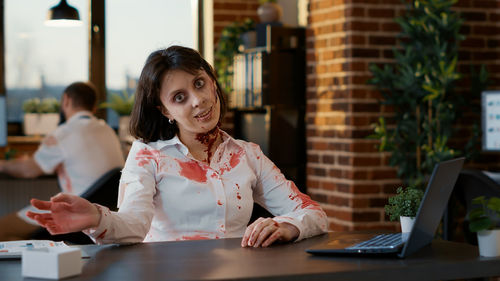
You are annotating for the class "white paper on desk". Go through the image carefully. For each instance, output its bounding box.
[0,240,69,259]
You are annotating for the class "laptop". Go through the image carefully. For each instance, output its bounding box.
[306,157,465,258]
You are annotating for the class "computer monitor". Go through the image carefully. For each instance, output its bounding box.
[482,91,500,151]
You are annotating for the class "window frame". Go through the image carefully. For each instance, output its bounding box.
[0,0,205,123]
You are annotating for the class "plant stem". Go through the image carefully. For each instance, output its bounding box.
[416,105,421,170]
[428,99,432,149]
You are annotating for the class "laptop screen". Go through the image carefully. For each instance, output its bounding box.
[399,157,465,257]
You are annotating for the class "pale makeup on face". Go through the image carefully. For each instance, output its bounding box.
[158,69,221,139]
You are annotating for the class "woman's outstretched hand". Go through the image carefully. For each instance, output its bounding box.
[26,193,101,235]
[241,217,299,248]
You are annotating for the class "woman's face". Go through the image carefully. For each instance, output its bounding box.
[159,69,221,138]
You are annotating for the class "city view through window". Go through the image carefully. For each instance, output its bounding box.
[6,0,195,128]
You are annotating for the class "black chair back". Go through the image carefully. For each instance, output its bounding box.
[31,167,122,244]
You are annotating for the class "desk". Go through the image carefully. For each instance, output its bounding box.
[1,233,500,281]
[0,135,43,157]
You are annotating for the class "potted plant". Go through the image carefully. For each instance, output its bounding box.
[368,0,488,189]
[100,90,135,142]
[468,196,500,257]
[385,186,424,233]
[22,97,60,136]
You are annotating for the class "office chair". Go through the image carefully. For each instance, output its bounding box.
[30,167,122,244]
[446,169,500,244]
[249,203,273,225]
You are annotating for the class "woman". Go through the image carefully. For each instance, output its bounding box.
[27,46,328,248]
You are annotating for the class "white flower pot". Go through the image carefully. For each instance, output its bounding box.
[23,113,59,136]
[400,216,415,233]
[477,229,500,257]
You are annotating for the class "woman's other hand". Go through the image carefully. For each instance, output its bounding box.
[241,217,299,248]
[26,193,101,235]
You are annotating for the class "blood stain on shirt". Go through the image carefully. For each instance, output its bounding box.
[176,159,207,183]
[235,183,240,189]
[135,148,160,168]
[229,148,243,168]
[236,192,241,200]
[181,234,211,240]
[287,182,322,211]
[219,148,244,175]
[217,200,223,205]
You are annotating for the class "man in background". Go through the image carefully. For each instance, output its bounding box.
[0,81,125,240]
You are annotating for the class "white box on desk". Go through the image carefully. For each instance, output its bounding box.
[22,247,82,279]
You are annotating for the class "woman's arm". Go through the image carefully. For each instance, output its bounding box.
[242,143,328,247]
[82,142,159,244]
[29,141,159,244]
[27,193,101,233]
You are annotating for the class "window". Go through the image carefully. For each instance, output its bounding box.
[4,0,198,127]
[5,0,88,122]
[105,0,197,127]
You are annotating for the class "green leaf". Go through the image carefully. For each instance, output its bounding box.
[487,197,500,212]
[384,186,424,220]
[100,91,135,116]
[472,196,485,206]
[468,208,485,220]
[367,0,483,189]
[22,97,60,113]
[469,217,492,232]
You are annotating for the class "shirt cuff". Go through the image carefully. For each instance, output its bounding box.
[272,216,304,242]
[82,204,112,243]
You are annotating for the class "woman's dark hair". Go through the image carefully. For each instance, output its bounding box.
[64,81,97,111]
[129,45,227,143]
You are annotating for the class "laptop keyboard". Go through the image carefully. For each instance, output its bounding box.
[346,233,404,250]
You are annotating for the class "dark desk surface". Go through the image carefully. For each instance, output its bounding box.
[1,232,500,281]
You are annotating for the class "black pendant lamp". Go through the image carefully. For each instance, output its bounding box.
[45,0,82,27]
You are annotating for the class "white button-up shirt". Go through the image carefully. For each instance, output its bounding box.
[34,111,125,195]
[87,131,328,243]
[18,111,125,225]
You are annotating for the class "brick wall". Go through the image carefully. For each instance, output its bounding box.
[212,0,500,231]
[454,0,500,170]
[213,0,260,45]
[306,0,500,231]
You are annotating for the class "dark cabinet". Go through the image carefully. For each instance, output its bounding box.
[231,26,306,192]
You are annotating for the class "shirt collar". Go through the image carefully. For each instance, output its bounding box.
[66,111,94,124]
[147,135,189,155]
[146,129,241,155]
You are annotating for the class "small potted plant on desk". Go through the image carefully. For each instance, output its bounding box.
[468,196,500,257]
[385,186,424,233]
[22,97,60,136]
[100,90,135,143]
